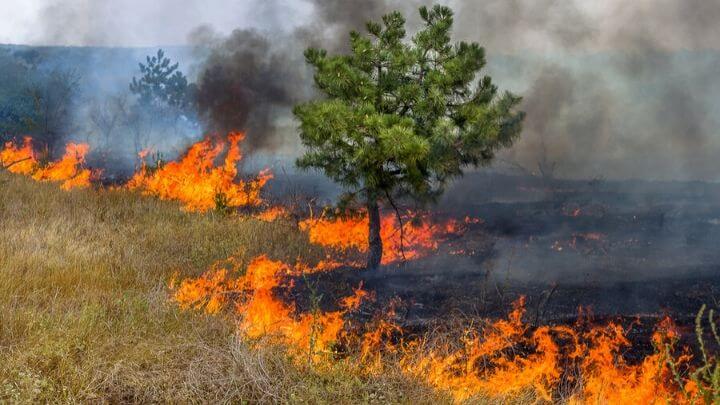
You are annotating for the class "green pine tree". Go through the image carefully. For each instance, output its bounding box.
[294,5,525,270]
[130,49,192,111]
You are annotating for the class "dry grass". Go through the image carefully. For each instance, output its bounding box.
[0,171,444,403]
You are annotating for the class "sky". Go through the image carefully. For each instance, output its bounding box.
[0,0,313,47]
[2,0,719,52]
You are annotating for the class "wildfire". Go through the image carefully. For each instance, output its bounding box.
[0,137,35,174]
[174,254,369,361]
[5,133,715,403]
[400,297,562,401]
[254,206,290,222]
[174,252,708,403]
[127,132,272,212]
[299,211,466,264]
[0,137,94,190]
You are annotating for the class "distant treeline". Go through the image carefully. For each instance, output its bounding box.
[0,45,200,170]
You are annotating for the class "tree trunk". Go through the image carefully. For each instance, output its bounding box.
[366,194,383,270]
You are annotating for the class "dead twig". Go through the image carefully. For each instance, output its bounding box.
[384,189,407,262]
[1,157,33,170]
[533,283,558,327]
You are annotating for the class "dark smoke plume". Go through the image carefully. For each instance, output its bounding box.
[192,27,303,151]
[191,0,419,151]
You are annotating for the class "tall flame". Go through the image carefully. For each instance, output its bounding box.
[174,255,368,361]
[127,132,272,212]
[1,137,93,190]
[32,143,93,190]
[0,137,35,174]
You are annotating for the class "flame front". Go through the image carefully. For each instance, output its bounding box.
[299,211,465,264]
[127,132,272,212]
[174,255,367,361]
[174,254,708,403]
[1,137,93,190]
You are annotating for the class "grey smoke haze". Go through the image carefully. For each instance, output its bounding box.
[190,0,421,151]
[451,0,720,181]
[189,0,720,180]
[2,0,720,180]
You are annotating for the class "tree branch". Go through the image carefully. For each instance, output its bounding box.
[2,157,32,170]
[384,189,406,262]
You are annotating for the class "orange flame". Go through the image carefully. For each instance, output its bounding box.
[299,211,466,264]
[1,137,94,190]
[254,206,290,222]
[400,297,562,401]
[403,303,692,403]
[127,132,272,212]
[32,143,93,190]
[567,317,686,404]
[0,137,36,174]
[174,253,707,402]
[174,255,368,361]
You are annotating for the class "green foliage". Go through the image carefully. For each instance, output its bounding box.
[0,50,36,139]
[304,274,325,364]
[686,305,719,403]
[294,5,525,204]
[0,49,80,150]
[214,192,232,215]
[130,49,193,111]
[665,305,720,403]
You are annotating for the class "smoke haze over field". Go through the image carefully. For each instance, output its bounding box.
[2,0,720,180]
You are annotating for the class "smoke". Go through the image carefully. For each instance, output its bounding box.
[5,0,720,180]
[188,0,720,181]
[191,0,421,151]
[18,0,310,47]
[191,27,304,151]
[451,0,720,181]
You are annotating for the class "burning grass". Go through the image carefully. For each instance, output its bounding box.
[172,251,715,403]
[299,211,469,264]
[1,137,95,190]
[3,134,720,403]
[0,171,441,403]
[127,132,272,212]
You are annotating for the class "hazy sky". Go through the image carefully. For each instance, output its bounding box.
[2,0,719,181]
[2,0,719,52]
[0,0,313,46]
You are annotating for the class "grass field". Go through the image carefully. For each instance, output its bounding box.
[0,170,444,403]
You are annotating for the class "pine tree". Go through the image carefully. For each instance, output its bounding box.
[294,5,525,270]
[130,49,192,111]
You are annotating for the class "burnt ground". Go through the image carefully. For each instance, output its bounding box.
[283,172,720,355]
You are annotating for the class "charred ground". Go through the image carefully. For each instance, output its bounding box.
[284,171,720,357]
